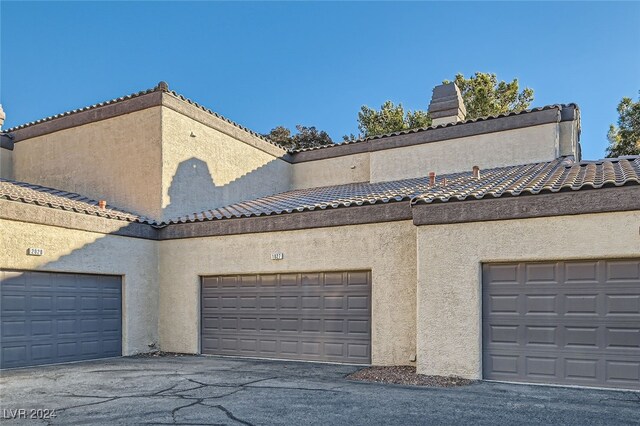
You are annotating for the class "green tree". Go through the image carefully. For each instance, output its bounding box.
[265,125,333,150]
[351,72,534,138]
[355,101,432,138]
[447,72,534,120]
[265,126,292,147]
[606,93,640,157]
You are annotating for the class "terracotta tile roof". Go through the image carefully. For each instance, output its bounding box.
[162,156,639,224]
[289,104,577,154]
[411,156,640,205]
[2,157,637,227]
[162,177,430,224]
[0,179,152,224]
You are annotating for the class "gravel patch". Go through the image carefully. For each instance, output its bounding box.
[347,366,476,387]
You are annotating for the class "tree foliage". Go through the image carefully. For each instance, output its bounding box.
[265,126,292,146]
[353,101,431,139]
[447,72,534,120]
[606,93,640,157]
[352,72,534,139]
[265,125,333,150]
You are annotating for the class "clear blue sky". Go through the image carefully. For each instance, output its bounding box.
[1,1,639,160]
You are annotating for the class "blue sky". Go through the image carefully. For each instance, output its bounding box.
[1,1,639,160]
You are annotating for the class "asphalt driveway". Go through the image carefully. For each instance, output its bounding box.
[1,356,638,425]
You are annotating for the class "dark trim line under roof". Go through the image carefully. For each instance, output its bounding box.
[1,82,579,164]
[289,104,577,163]
[290,103,577,154]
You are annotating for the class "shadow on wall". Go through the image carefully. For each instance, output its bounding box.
[0,220,159,358]
[162,156,290,221]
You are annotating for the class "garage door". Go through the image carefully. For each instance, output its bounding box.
[483,260,640,389]
[201,271,371,364]
[1,270,122,369]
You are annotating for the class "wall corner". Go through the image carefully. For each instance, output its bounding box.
[558,105,581,158]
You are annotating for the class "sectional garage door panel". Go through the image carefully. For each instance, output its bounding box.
[0,271,122,369]
[483,260,640,389]
[201,271,371,364]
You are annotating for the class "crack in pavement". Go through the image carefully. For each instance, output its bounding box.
[57,396,120,412]
[39,373,345,425]
[51,376,264,424]
[171,398,203,424]
[171,396,254,426]
[239,384,344,393]
[210,404,254,426]
[184,376,277,389]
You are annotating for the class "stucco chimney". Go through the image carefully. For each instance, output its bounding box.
[98,200,107,210]
[0,105,5,129]
[428,83,466,126]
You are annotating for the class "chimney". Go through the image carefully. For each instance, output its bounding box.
[428,83,466,126]
[98,200,107,210]
[0,105,5,129]
[428,171,436,186]
[472,165,481,179]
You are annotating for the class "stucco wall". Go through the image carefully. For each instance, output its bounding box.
[416,211,640,379]
[161,107,291,220]
[12,107,163,219]
[159,221,417,365]
[0,147,12,179]
[370,123,560,182]
[0,217,159,355]
[291,153,370,190]
[559,120,579,157]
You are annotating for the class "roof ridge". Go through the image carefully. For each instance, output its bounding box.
[1,82,288,151]
[162,89,288,151]
[2,86,161,133]
[289,103,578,154]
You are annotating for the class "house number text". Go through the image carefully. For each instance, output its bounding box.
[27,248,44,256]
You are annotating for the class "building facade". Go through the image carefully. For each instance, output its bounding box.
[1,82,638,390]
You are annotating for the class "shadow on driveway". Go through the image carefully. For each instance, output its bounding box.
[1,356,638,425]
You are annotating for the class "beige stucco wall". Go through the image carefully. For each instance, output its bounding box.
[12,107,163,219]
[0,147,12,179]
[0,217,159,355]
[559,120,579,157]
[370,123,560,182]
[159,221,417,365]
[416,211,640,379]
[291,153,370,190]
[161,107,291,220]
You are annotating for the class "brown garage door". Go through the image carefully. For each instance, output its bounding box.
[201,271,371,364]
[483,260,640,390]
